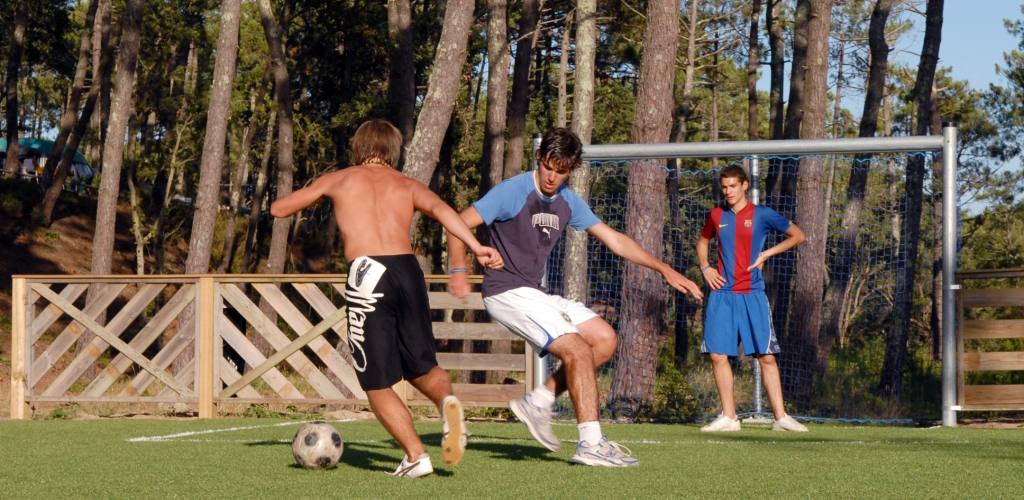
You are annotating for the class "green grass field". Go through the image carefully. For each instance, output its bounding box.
[1,418,1022,499]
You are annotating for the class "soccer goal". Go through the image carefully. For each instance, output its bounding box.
[534,124,959,426]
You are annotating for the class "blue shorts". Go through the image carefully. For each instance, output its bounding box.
[701,291,780,357]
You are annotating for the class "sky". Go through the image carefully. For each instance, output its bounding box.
[935,1,1021,92]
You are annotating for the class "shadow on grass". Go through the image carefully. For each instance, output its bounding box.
[447,431,564,463]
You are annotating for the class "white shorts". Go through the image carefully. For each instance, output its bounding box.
[483,287,599,356]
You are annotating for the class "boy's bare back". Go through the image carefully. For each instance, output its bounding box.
[322,165,420,261]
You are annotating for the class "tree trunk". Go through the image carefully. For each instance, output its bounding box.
[219,63,272,274]
[928,78,942,361]
[822,0,894,349]
[83,0,145,379]
[786,0,834,406]
[387,0,416,147]
[562,0,597,309]
[767,0,785,141]
[402,0,476,257]
[610,0,679,411]
[42,0,98,190]
[480,0,511,196]
[504,0,543,178]
[242,106,277,275]
[40,0,112,223]
[880,0,943,396]
[4,0,28,174]
[186,0,242,278]
[556,12,573,129]
[256,0,297,351]
[767,0,810,389]
[748,0,761,141]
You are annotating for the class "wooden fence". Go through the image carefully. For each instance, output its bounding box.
[957,268,1024,411]
[9,274,534,419]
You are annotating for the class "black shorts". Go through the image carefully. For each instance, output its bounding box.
[345,254,437,391]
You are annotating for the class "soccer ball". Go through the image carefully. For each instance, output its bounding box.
[292,421,344,470]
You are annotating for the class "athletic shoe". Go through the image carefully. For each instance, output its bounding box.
[441,395,467,466]
[772,414,809,432]
[389,453,433,478]
[701,414,741,432]
[509,393,561,452]
[569,437,641,467]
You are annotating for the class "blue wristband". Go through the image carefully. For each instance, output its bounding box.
[701,265,711,272]
[448,268,468,274]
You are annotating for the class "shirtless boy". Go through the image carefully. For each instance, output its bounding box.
[270,119,503,477]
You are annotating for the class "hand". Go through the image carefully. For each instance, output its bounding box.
[449,271,471,301]
[747,252,769,272]
[701,266,726,291]
[664,268,703,302]
[473,246,504,270]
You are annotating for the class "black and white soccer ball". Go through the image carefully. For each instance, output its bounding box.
[292,421,343,470]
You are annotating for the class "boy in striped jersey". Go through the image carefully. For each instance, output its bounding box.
[697,164,809,432]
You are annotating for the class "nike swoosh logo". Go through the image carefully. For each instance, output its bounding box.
[719,223,729,228]
[355,260,371,287]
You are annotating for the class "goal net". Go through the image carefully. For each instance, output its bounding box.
[543,151,946,424]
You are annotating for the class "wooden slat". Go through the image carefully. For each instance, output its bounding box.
[963,319,1024,340]
[289,282,365,399]
[217,358,266,400]
[11,277,27,419]
[30,283,127,388]
[240,283,349,399]
[120,316,194,397]
[82,284,196,397]
[407,382,526,402]
[428,291,486,310]
[257,282,364,398]
[962,352,1024,371]
[961,288,1024,308]
[215,397,368,406]
[219,316,304,399]
[963,384,1024,406]
[34,283,191,398]
[157,357,196,399]
[29,283,88,342]
[198,277,216,418]
[436,353,526,371]
[957,268,1024,280]
[431,322,519,341]
[218,284,344,400]
[28,396,195,404]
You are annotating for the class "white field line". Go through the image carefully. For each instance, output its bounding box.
[125,419,357,442]
[128,424,1007,447]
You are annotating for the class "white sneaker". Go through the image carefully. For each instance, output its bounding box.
[701,414,741,432]
[441,395,467,466]
[772,414,809,432]
[389,453,433,478]
[569,437,641,467]
[509,393,561,452]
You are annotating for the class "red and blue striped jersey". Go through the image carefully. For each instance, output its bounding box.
[701,203,791,293]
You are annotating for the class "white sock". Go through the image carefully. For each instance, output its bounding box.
[530,386,556,408]
[578,421,602,446]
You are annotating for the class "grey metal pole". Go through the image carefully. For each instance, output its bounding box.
[749,156,765,418]
[532,133,549,391]
[582,135,944,160]
[942,122,959,427]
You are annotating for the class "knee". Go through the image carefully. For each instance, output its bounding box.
[756,354,778,368]
[710,353,730,366]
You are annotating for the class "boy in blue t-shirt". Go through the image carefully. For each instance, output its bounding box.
[696,164,808,432]
[447,128,703,467]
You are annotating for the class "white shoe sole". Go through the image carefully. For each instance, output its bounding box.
[509,399,561,452]
[442,398,465,466]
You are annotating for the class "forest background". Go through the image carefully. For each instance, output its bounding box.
[2,0,1024,419]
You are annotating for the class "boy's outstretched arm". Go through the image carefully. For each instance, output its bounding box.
[445,207,486,300]
[587,223,703,301]
[269,175,328,218]
[412,184,502,273]
[747,223,806,271]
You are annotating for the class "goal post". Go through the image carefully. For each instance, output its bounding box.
[532,123,958,426]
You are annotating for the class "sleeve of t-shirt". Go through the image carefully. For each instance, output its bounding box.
[563,189,601,230]
[701,211,717,239]
[473,177,523,225]
[761,206,792,233]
